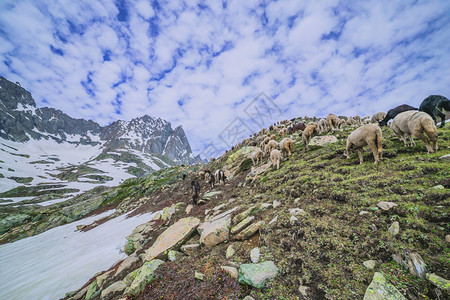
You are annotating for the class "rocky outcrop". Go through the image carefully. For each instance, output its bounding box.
[363,272,406,300]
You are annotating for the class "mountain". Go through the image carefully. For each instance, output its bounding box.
[0,76,202,197]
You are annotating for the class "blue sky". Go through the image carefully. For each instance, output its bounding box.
[1,0,450,158]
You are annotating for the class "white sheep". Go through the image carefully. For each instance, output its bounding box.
[318,118,328,134]
[270,149,282,170]
[390,111,438,153]
[279,137,294,156]
[345,124,383,164]
[264,140,278,156]
[251,148,264,166]
[371,112,386,123]
[326,113,339,132]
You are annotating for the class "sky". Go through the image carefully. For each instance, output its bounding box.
[1,0,450,158]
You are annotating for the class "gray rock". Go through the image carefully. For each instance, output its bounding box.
[393,250,427,278]
[115,253,141,279]
[100,281,127,300]
[363,272,406,300]
[432,184,444,189]
[238,261,279,289]
[198,215,231,247]
[202,191,223,201]
[388,222,400,236]
[425,273,450,291]
[273,200,281,208]
[250,247,260,263]
[446,235,450,243]
[268,216,278,225]
[308,135,338,146]
[363,260,377,270]
[195,271,205,280]
[181,244,200,255]
[298,285,310,298]
[168,250,183,262]
[221,266,238,279]
[124,259,165,297]
[289,208,306,216]
[231,216,255,234]
[226,244,236,259]
[377,202,397,211]
[243,296,256,300]
[439,154,450,161]
[234,221,264,240]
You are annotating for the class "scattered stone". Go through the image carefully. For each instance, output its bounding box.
[213,203,227,211]
[388,221,400,236]
[289,208,306,216]
[231,216,255,234]
[124,259,165,297]
[363,272,407,300]
[198,215,231,247]
[186,204,193,214]
[238,261,279,289]
[96,269,113,288]
[143,217,200,261]
[359,211,370,215]
[195,271,205,280]
[370,207,379,211]
[308,135,338,147]
[446,235,450,243]
[70,285,89,300]
[168,250,183,262]
[294,198,300,204]
[250,247,260,263]
[377,202,397,211]
[205,209,211,215]
[243,296,256,300]
[298,285,310,298]
[234,221,264,240]
[115,253,140,279]
[181,244,200,255]
[228,198,236,203]
[85,280,99,300]
[151,212,162,221]
[393,250,427,278]
[269,216,278,225]
[439,154,450,161]
[425,273,450,291]
[363,260,377,270]
[100,281,127,300]
[289,216,298,224]
[273,200,281,208]
[207,207,240,222]
[221,266,238,279]
[247,162,271,179]
[226,244,235,259]
[432,184,444,190]
[202,191,223,201]
[233,204,270,224]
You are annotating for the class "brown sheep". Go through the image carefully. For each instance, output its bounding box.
[326,113,339,132]
[251,148,264,166]
[270,149,282,170]
[270,134,276,140]
[302,123,318,151]
[264,139,278,156]
[390,111,438,153]
[318,118,328,134]
[345,124,383,164]
[279,137,294,156]
[371,112,386,123]
[279,128,287,137]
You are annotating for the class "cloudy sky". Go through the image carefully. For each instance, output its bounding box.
[1,0,449,157]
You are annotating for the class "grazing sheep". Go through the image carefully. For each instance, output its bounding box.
[390,111,438,153]
[204,170,215,188]
[270,149,282,170]
[419,95,450,128]
[379,104,418,126]
[362,116,371,124]
[345,124,383,164]
[279,138,294,156]
[270,134,276,140]
[302,123,318,151]
[318,119,328,134]
[354,115,361,124]
[264,140,279,156]
[263,136,271,144]
[191,180,201,205]
[346,117,355,126]
[371,112,386,123]
[251,148,264,166]
[215,169,226,184]
[338,118,347,129]
[199,171,205,178]
[287,122,306,134]
[279,128,287,137]
[326,113,339,132]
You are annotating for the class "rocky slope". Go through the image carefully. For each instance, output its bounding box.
[0,76,203,199]
[39,118,449,300]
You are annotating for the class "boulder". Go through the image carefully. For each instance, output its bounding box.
[392,250,427,278]
[226,244,236,259]
[377,202,397,211]
[289,208,306,216]
[221,266,238,279]
[247,163,271,180]
[363,272,406,300]
[181,244,200,255]
[96,270,114,288]
[207,207,239,222]
[308,135,338,147]
[388,222,399,236]
[234,221,264,240]
[238,261,279,289]
[85,280,99,300]
[231,216,255,234]
[143,217,200,261]
[223,146,260,177]
[426,273,450,291]
[100,281,127,300]
[115,253,141,279]
[124,259,165,297]
[363,260,377,270]
[198,215,231,247]
[168,250,183,262]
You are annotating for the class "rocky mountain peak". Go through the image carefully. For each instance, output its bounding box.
[0,76,36,109]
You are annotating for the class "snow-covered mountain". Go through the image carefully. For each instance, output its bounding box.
[0,76,202,200]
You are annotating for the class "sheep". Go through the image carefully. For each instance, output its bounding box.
[198,171,205,178]
[345,124,383,164]
[287,122,306,134]
[270,134,276,140]
[279,137,294,156]
[264,140,279,156]
[204,170,215,188]
[346,117,355,126]
[338,118,347,129]
[263,136,271,144]
[279,128,287,137]
[390,111,438,153]
[191,180,201,205]
[326,113,339,132]
[379,104,418,126]
[270,149,282,170]
[251,148,264,166]
[302,123,318,151]
[215,169,226,184]
[371,112,386,123]
[362,116,371,125]
[318,119,328,134]
[419,95,450,128]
